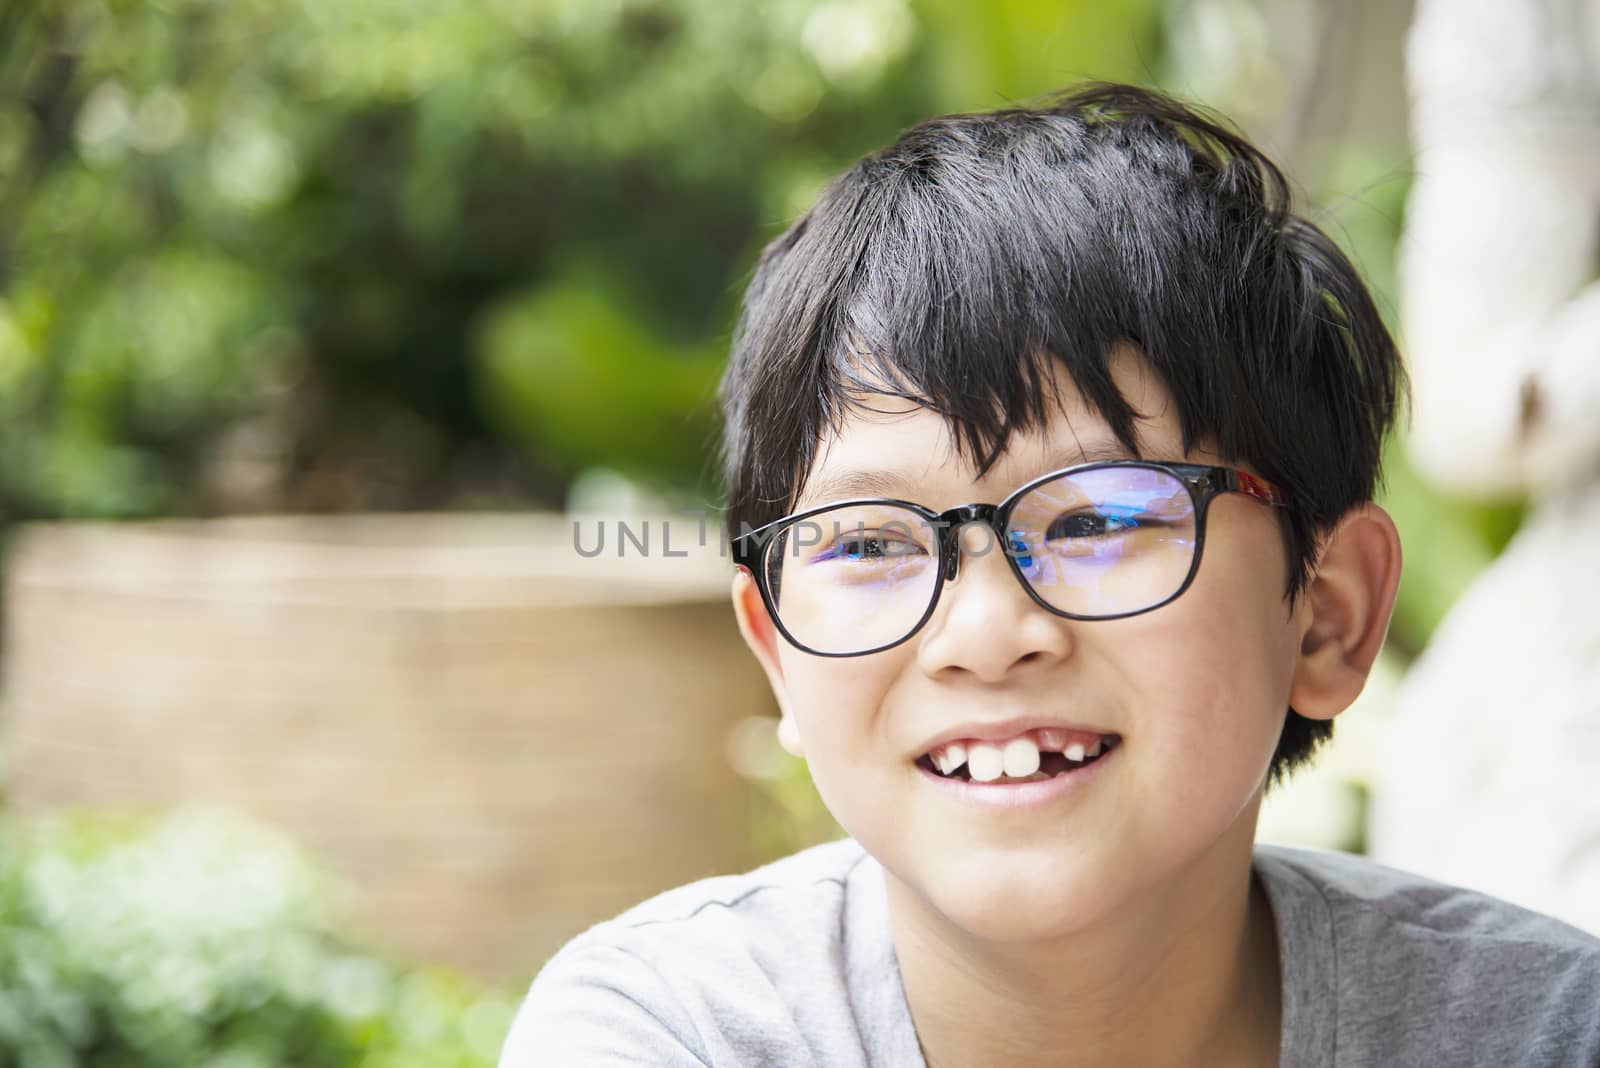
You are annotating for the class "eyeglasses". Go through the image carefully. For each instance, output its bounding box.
[731,461,1288,657]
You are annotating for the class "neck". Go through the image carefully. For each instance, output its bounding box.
[888,825,1281,1068]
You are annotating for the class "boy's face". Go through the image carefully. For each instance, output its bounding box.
[734,350,1312,944]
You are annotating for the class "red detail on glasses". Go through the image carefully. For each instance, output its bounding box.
[1235,471,1287,507]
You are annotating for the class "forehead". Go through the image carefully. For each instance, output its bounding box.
[796,351,1189,510]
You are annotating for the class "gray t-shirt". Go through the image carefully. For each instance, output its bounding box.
[501,838,1600,1066]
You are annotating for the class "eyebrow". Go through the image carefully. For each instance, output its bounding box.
[796,438,1140,510]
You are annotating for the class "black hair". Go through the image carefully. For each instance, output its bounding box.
[718,82,1405,787]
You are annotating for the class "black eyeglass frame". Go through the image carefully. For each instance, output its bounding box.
[731,460,1290,658]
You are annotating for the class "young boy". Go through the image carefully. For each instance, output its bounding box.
[502,83,1600,1066]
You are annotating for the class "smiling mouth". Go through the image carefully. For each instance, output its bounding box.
[917,733,1122,784]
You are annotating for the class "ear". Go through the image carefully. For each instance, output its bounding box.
[731,569,804,757]
[1288,503,1403,721]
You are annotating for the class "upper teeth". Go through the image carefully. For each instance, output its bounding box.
[967,744,1006,782]
[933,742,968,776]
[1002,737,1040,778]
[928,730,1109,780]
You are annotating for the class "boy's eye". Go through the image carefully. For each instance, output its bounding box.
[1043,509,1143,541]
[817,532,927,562]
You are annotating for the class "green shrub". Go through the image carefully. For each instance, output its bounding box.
[0,807,516,1068]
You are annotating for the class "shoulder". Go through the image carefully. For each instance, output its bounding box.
[500,837,904,1067]
[1257,843,1600,953]
[1256,844,1600,1062]
[600,834,870,934]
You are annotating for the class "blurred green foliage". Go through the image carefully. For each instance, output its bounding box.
[0,806,512,1067]
[1379,441,1526,658]
[0,0,1163,522]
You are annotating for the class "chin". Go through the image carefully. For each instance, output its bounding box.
[919,858,1115,945]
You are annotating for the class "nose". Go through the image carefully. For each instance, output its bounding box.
[915,520,1072,682]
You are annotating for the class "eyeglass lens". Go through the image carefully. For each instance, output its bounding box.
[763,465,1198,654]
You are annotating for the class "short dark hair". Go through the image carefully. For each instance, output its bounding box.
[718,82,1405,786]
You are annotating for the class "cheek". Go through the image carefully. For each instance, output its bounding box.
[1112,587,1299,807]
[773,647,935,851]
[775,648,899,768]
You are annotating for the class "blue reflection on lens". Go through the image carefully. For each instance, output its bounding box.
[1007,530,1033,570]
